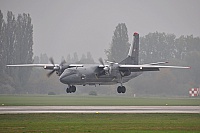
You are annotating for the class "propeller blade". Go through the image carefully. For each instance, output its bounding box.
[60,60,66,66]
[47,69,56,77]
[49,57,55,65]
[99,58,104,66]
[98,57,111,75]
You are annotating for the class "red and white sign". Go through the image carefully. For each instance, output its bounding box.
[189,88,199,97]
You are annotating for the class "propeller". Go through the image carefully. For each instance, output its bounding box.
[98,58,111,75]
[47,57,68,77]
[47,69,56,77]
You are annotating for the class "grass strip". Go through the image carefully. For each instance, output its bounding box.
[0,113,199,133]
[0,95,200,106]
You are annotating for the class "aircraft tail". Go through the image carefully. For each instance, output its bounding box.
[120,32,139,65]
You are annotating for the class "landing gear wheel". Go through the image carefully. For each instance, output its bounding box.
[66,88,69,93]
[71,85,76,93]
[121,86,126,93]
[117,86,121,93]
[117,86,126,93]
[66,85,77,93]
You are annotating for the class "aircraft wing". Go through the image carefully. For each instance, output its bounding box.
[7,64,54,67]
[119,64,190,72]
[7,64,83,69]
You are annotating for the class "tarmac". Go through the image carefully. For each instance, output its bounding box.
[0,106,199,114]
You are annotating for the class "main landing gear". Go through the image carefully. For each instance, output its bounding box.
[117,86,126,93]
[66,85,126,93]
[66,85,76,93]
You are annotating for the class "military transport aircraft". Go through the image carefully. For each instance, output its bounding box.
[7,32,190,93]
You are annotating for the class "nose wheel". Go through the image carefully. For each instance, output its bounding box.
[117,86,126,93]
[66,85,76,93]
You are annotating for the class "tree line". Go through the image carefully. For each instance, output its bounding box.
[0,10,33,93]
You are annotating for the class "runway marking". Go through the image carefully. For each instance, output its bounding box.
[0,106,199,114]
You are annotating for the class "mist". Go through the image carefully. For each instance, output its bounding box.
[0,0,200,62]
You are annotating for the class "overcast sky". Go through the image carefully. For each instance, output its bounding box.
[0,0,200,62]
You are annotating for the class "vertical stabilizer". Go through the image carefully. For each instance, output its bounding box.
[120,32,139,65]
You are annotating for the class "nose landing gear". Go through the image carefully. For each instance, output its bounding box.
[66,85,76,93]
[117,86,126,93]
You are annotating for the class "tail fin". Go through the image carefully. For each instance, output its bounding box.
[120,32,139,65]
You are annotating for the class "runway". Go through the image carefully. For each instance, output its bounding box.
[0,106,199,114]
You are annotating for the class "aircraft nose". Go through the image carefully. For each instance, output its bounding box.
[59,70,71,83]
[59,74,65,83]
[59,69,77,84]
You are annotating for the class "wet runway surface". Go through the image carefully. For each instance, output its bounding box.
[0,106,199,114]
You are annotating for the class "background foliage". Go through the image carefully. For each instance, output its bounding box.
[0,10,33,93]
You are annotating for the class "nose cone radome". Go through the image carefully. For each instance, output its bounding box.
[59,73,66,84]
[59,70,71,84]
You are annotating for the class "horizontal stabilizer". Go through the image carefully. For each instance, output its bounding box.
[144,62,168,65]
